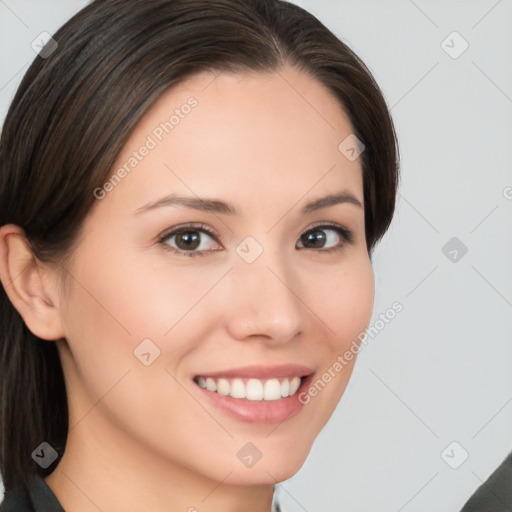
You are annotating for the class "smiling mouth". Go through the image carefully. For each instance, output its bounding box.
[193,376,303,401]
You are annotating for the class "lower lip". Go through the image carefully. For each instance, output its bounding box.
[194,375,314,424]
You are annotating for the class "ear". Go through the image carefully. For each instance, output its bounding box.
[0,224,66,341]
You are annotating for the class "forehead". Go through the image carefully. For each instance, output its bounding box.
[98,65,363,216]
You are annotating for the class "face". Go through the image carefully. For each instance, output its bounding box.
[54,65,374,485]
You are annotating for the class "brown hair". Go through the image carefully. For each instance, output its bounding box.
[0,0,399,492]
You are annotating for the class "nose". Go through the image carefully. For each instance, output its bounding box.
[222,250,305,345]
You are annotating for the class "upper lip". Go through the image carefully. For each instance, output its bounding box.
[194,364,314,380]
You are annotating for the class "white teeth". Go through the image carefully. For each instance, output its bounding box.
[195,376,304,401]
[217,378,230,396]
[263,378,282,401]
[205,377,217,392]
[281,378,290,397]
[246,379,263,400]
[230,379,246,399]
[289,376,301,395]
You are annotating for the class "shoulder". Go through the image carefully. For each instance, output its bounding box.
[0,485,34,512]
[461,451,512,512]
[0,474,64,512]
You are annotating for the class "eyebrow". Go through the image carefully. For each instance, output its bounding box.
[132,190,363,216]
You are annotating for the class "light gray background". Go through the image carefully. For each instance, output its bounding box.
[1,1,511,511]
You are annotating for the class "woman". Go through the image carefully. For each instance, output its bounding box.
[0,0,399,510]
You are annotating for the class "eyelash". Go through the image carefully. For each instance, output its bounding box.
[157,222,354,258]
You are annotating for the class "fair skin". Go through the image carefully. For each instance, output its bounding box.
[0,65,374,512]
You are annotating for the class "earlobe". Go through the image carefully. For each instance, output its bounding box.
[0,224,66,341]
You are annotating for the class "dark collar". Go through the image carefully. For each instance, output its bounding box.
[0,474,64,512]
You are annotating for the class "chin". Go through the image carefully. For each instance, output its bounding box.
[227,435,315,486]
[227,459,308,487]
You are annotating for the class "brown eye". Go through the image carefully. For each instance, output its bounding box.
[296,225,352,251]
[160,225,221,256]
[300,229,327,249]
[174,231,202,250]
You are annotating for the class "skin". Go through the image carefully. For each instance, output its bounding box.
[0,65,374,512]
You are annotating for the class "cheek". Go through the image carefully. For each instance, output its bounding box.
[98,255,229,337]
[58,255,206,448]
[303,253,374,406]
[313,254,375,352]
[65,249,208,342]
[59,248,228,402]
